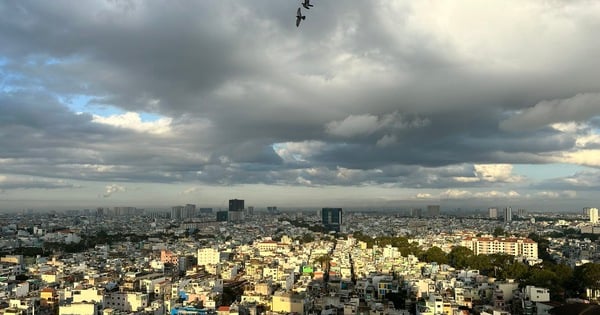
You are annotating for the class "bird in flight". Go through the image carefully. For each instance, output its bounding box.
[296,7,306,27]
[302,0,314,10]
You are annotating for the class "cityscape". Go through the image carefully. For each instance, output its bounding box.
[2,1,600,315]
[0,201,599,314]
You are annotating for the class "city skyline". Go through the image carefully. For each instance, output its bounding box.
[1,1,600,211]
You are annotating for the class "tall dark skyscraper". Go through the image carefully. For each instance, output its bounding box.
[229,199,244,211]
[321,208,343,232]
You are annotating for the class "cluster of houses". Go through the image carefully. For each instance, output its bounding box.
[0,210,599,314]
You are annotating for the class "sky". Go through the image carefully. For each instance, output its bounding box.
[1,0,600,212]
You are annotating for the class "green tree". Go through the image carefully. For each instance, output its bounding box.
[573,263,600,296]
[468,254,493,274]
[504,261,528,281]
[528,233,553,262]
[420,246,448,265]
[447,246,474,269]
[526,268,558,288]
[551,263,573,288]
[315,254,332,269]
[493,227,505,237]
[299,233,315,244]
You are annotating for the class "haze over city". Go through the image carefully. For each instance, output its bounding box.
[1,1,600,211]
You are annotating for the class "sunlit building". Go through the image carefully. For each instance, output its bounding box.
[489,207,498,219]
[461,236,538,260]
[590,208,599,224]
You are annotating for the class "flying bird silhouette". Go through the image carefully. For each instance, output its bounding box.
[296,7,305,27]
[302,0,314,10]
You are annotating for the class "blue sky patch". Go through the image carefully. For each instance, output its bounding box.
[61,94,165,122]
[514,163,588,181]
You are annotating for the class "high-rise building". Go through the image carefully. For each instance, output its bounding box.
[427,205,441,217]
[228,210,243,222]
[171,206,184,220]
[267,206,278,214]
[489,207,498,219]
[504,207,512,222]
[113,207,137,217]
[321,208,343,232]
[229,199,244,211]
[216,211,228,222]
[227,199,244,222]
[584,207,593,217]
[590,208,599,224]
[411,208,423,217]
[183,204,196,219]
[517,208,526,217]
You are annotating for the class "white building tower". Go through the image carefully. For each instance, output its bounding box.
[590,208,599,224]
[504,207,512,222]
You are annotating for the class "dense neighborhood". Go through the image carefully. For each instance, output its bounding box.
[0,204,600,315]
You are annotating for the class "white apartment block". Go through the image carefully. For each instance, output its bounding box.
[59,302,98,315]
[103,291,148,312]
[72,287,104,304]
[524,285,550,302]
[197,247,220,266]
[461,237,538,260]
[256,240,278,253]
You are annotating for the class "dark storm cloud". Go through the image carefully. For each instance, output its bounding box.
[1,0,600,196]
[500,93,600,131]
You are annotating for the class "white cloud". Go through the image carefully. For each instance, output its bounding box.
[452,164,522,183]
[415,193,432,199]
[453,177,480,183]
[473,190,520,199]
[535,190,576,199]
[559,150,600,167]
[182,186,201,195]
[507,190,521,198]
[103,184,125,198]
[92,112,173,135]
[405,1,600,72]
[423,189,522,200]
[273,141,326,163]
[326,114,380,137]
[575,134,600,148]
[296,177,312,186]
[376,134,397,147]
[551,122,583,133]
[546,122,600,166]
[474,164,522,183]
[441,189,472,199]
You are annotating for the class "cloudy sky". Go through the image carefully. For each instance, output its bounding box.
[1,0,600,211]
